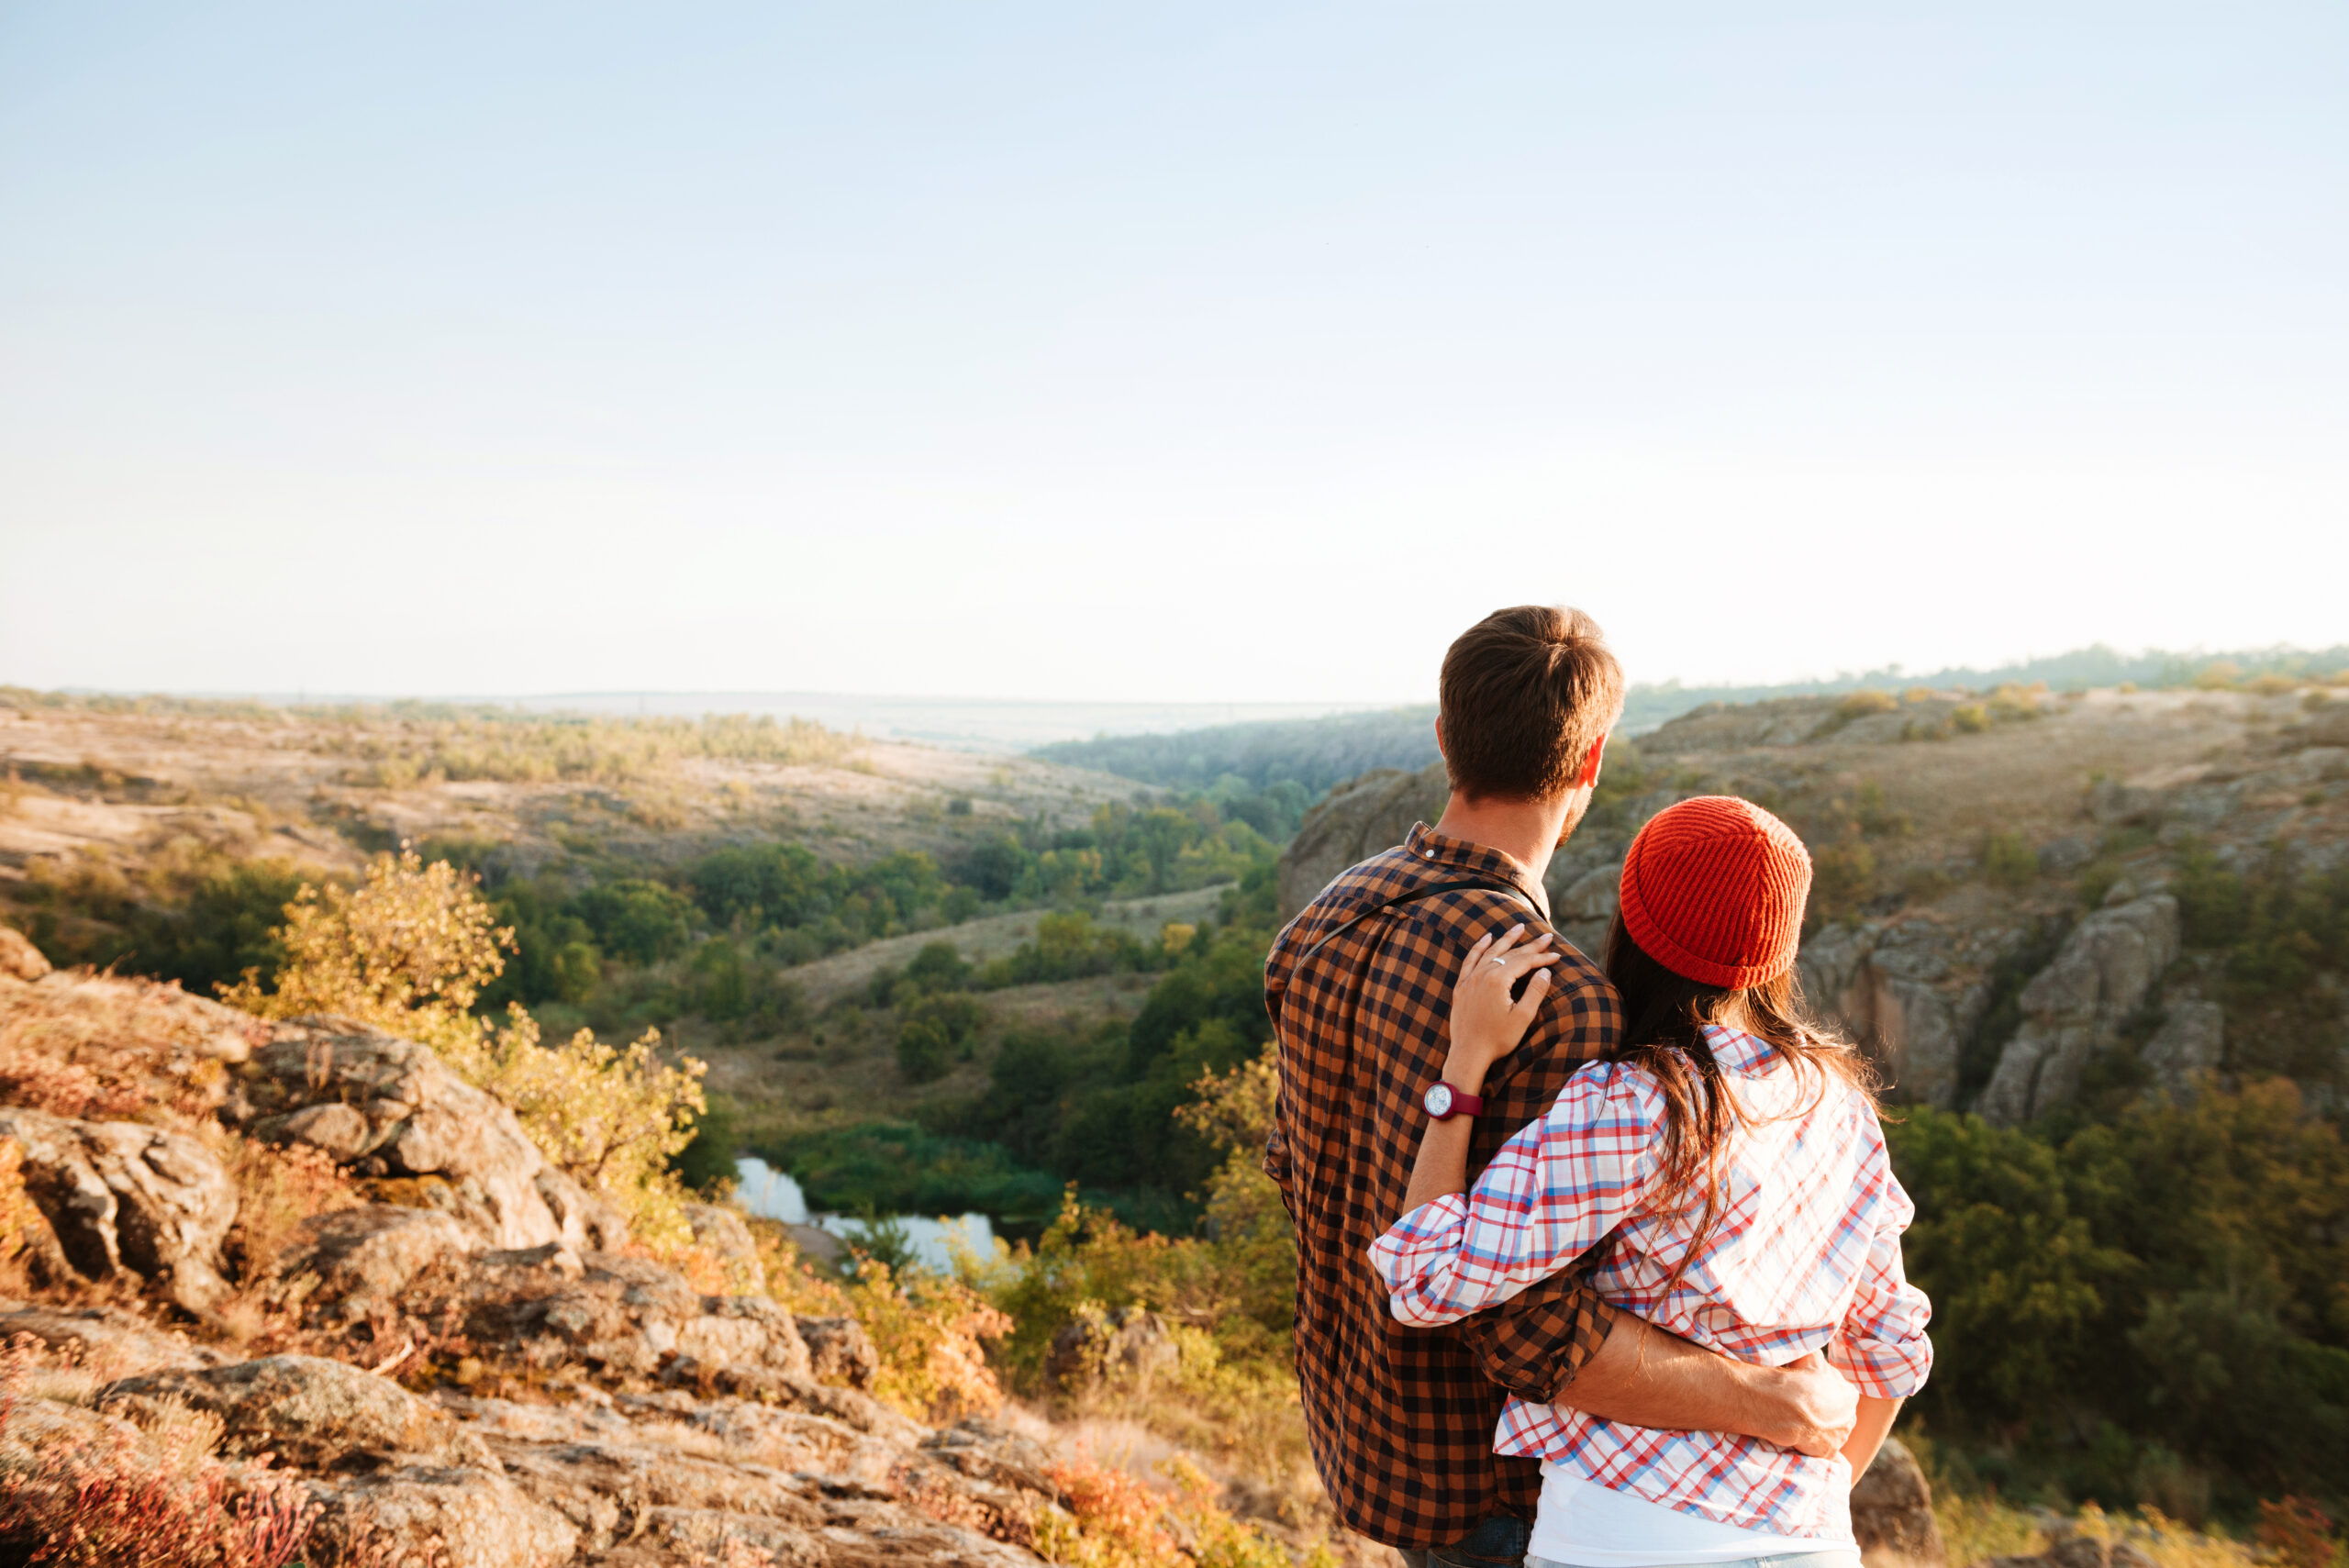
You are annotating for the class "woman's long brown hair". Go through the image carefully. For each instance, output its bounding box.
[1600,910,1879,1296]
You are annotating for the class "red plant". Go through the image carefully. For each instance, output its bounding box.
[2260,1496,2339,1568]
[0,1438,315,1568]
[0,1057,144,1122]
[0,1335,317,1568]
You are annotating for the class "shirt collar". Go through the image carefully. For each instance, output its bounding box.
[1403,821,1553,923]
[1699,1021,1776,1073]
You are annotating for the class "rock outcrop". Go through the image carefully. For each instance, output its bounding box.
[303,1463,584,1568]
[1278,764,1446,920]
[1850,1436,1945,1567]
[1274,683,2349,1122]
[0,958,1091,1568]
[104,1352,489,1469]
[1043,1306,1178,1392]
[0,1106,238,1313]
[231,1018,625,1252]
[2139,997,2225,1097]
[1976,895,2180,1124]
[0,925,51,983]
[276,1204,485,1322]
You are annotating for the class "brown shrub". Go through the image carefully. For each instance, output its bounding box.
[215,1137,363,1346]
[221,1138,362,1284]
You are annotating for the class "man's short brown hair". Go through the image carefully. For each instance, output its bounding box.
[1439,606,1625,802]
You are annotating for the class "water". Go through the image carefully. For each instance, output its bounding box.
[732,1157,995,1274]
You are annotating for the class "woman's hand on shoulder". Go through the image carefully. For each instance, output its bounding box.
[1444,925,1555,1092]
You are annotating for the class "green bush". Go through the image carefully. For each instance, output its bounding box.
[903,940,973,994]
[569,878,696,964]
[672,1094,741,1195]
[1890,1084,2349,1517]
[113,859,304,996]
[1982,830,2038,890]
[896,993,984,1083]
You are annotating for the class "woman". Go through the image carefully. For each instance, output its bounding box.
[1369,795,1932,1568]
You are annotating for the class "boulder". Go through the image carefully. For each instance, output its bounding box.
[1555,862,1622,924]
[2140,1000,2224,1096]
[0,968,261,1120]
[538,1168,629,1252]
[233,1018,626,1252]
[452,1246,813,1390]
[1851,1437,1944,1567]
[102,1353,485,1469]
[0,1301,225,1373]
[1976,895,2180,1124]
[2038,835,2096,875]
[1981,1537,2156,1568]
[1043,1307,1178,1392]
[0,926,51,983]
[1276,763,1447,920]
[797,1313,880,1391]
[275,1204,483,1322]
[0,1106,237,1314]
[303,1463,580,1568]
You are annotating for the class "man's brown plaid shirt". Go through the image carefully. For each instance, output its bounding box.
[1264,821,1625,1549]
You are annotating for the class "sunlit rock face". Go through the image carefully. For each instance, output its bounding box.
[1276,686,2349,1119]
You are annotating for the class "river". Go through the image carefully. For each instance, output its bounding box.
[732,1156,996,1274]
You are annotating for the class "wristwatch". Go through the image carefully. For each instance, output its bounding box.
[1423,1081,1486,1120]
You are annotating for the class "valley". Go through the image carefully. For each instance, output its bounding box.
[1,665,2345,1564]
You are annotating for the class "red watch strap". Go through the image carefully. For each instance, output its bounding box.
[1445,1083,1486,1117]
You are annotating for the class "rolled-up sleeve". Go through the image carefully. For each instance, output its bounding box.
[1827,1194,1934,1399]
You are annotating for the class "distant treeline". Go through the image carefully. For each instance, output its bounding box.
[1033,708,1442,796]
[1032,642,2349,794]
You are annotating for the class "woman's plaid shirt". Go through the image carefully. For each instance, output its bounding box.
[1264,822,1624,1549]
[1369,1023,1934,1540]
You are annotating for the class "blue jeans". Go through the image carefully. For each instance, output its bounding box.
[1528,1553,1862,1568]
[1397,1515,1531,1568]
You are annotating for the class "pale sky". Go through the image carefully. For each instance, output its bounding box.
[2,3,2343,705]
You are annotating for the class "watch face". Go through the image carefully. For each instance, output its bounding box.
[1424,1083,1454,1118]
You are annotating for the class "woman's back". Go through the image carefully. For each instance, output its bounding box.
[1370,1022,1931,1540]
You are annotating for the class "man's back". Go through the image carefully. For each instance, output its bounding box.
[1264,821,1622,1548]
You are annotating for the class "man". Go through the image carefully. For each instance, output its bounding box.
[1264,606,1859,1567]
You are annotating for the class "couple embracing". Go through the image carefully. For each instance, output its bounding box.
[1264,606,1932,1568]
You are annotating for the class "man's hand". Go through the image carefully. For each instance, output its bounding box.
[1763,1351,1861,1460]
[1552,1318,1858,1458]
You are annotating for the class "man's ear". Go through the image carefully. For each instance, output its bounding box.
[1433,716,1447,761]
[1576,733,1609,790]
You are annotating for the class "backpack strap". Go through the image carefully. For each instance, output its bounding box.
[1287,878,1531,974]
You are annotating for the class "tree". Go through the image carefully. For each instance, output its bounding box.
[224,847,707,1248]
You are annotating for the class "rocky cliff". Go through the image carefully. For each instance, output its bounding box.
[1278,685,2349,1123]
[0,946,1063,1567]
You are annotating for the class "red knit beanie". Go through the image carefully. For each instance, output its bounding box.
[1618,795,1812,989]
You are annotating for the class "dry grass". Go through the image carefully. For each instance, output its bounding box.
[1932,1493,2282,1568]
[214,1135,365,1344]
[0,972,258,1132]
[0,1335,316,1568]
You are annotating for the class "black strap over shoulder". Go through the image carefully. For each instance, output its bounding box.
[1287,877,1531,974]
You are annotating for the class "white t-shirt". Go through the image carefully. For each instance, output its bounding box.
[1526,1462,1857,1567]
